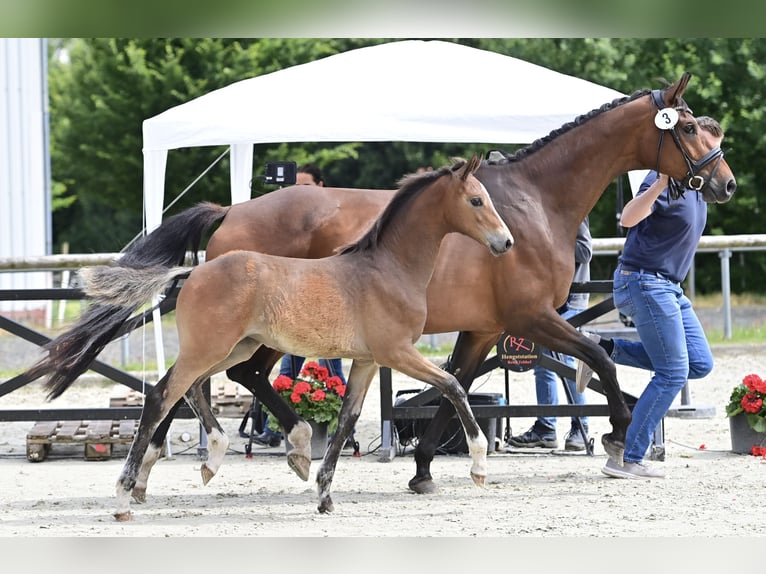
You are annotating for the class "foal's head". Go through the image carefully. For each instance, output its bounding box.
[437,155,514,256]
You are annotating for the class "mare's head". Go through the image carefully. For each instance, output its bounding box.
[434,154,513,256]
[646,72,736,203]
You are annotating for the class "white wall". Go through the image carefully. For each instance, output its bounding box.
[0,38,51,318]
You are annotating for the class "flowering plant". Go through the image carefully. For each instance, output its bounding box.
[726,373,766,435]
[266,361,346,434]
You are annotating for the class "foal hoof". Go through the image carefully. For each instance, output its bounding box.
[287,452,311,482]
[318,497,335,514]
[601,433,625,466]
[470,472,487,488]
[200,464,215,486]
[113,511,133,522]
[131,487,147,504]
[408,476,438,494]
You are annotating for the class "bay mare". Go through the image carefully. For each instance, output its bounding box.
[74,156,513,518]
[26,73,736,506]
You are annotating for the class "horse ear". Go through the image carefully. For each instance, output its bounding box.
[663,72,691,107]
[459,154,481,181]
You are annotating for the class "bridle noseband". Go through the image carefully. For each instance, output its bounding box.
[651,89,725,198]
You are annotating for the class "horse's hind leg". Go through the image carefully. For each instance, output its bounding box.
[227,347,312,481]
[408,331,498,494]
[132,395,183,503]
[115,369,192,521]
[316,359,377,514]
[185,382,229,485]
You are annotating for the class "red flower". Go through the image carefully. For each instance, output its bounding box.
[302,361,329,382]
[293,381,312,395]
[751,445,766,457]
[742,374,765,393]
[273,375,293,392]
[310,389,326,402]
[335,384,346,398]
[741,393,764,414]
[290,392,301,404]
[326,376,343,390]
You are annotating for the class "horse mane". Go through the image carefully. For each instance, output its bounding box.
[338,160,467,255]
[486,89,653,165]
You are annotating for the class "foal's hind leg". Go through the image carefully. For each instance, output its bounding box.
[185,383,229,486]
[408,331,499,494]
[226,347,312,481]
[133,397,183,503]
[115,369,194,521]
[316,359,378,514]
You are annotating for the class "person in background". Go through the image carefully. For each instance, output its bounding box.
[252,163,348,447]
[578,116,724,479]
[508,218,592,451]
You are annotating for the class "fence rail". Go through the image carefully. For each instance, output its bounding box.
[2,233,766,338]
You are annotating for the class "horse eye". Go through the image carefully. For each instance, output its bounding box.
[470,197,483,207]
[684,124,696,135]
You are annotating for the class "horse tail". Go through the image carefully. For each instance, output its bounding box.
[79,265,192,308]
[120,201,230,269]
[28,265,191,400]
[23,203,227,400]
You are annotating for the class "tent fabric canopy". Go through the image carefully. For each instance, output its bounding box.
[142,40,634,232]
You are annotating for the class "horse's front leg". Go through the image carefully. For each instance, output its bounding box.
[226,347,313,481]
[409,331,498,494]
[392,346,488,489]
[316,359,377,514]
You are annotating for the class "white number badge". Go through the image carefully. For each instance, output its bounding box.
[654,107,679,130]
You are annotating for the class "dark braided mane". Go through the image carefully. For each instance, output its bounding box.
[486,89,652,165]
[339,159,467,255]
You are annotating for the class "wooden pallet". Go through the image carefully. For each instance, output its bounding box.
[109,381,252,417]
[26,419,137,462]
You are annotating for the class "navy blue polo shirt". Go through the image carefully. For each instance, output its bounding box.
[619,171,707,284]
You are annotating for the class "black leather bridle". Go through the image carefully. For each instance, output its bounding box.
[650,89,725,198]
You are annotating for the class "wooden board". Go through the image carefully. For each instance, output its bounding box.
[108,381,252,417]
[26,420,138,462]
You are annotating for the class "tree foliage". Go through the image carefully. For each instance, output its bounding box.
[48,38,766,292]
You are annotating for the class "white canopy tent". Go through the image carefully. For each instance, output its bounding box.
[142,39,644,234]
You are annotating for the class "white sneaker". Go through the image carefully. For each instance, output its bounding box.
[576,331,601,393]
[601,458,665,479]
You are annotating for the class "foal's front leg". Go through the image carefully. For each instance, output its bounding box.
[392,346,488,487]
[316,359,378,514]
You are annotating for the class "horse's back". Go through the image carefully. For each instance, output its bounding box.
[206,186,394,260]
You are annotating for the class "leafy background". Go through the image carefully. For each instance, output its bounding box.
[47,38,765,292]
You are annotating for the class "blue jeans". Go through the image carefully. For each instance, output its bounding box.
[279,355,347,384]
[534,306,588,432]
[610,266,713,463]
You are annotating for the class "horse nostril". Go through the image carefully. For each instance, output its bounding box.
[505,238,513,250]
[727,179,737,196]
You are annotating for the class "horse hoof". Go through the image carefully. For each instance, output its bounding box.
[200,464,215,485]
[601,434,625,466]
[287,452,311,482]
[131,488,147,504]
[318,498,335,514]
[408,477,438,494]
[114,511,133,522]
[470,472,487,488]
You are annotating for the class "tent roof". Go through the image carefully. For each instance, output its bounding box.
[142,40,626,151]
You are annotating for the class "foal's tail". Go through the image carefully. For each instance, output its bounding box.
[24,202,228,400]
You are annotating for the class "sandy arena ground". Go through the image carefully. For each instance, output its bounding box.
[0,343,765,539]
